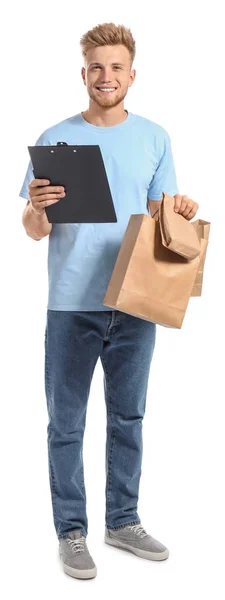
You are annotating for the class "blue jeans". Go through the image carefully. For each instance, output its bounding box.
[44,309,156,540]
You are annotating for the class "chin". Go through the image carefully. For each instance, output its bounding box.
[93,100,118,109]
[91,91,126,108]
[97,99,118,107]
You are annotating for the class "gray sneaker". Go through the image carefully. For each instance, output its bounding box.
[59,529,97,579]
[105,523,169,561]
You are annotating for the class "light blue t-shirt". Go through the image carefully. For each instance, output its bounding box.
[19,110,179,311]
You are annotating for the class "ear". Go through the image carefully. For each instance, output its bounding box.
[81,67,86,84]
[128,69,136,88]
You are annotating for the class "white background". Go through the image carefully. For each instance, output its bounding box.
[1,0,225,598]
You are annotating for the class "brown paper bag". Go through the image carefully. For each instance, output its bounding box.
[154,195,210,295]
[159,193,201,258]
[190,220,210,296]
[103,212,202,329]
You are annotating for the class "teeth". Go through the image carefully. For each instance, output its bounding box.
[98,88,116,92]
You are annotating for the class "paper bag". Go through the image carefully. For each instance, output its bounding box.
[159,193,201,258]
[103,212,202,329]
[190,219,210,296]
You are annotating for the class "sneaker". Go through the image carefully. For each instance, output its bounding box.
[105,523,169,561]
[59,529,97,579]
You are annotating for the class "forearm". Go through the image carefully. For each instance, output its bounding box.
[148,199,162,220]
[22,202,52,240]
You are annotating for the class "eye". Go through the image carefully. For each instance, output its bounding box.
[92,65,121,69]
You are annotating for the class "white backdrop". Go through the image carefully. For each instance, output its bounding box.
[1,0,225,598]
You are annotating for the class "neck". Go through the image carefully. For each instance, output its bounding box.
[82,103,128,127]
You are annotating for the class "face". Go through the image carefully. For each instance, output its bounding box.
[81,44,136,109]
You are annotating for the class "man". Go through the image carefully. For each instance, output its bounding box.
[20,22,199,580]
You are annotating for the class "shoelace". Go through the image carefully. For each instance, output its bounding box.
[125,524,148,538]
[66,536,86,553]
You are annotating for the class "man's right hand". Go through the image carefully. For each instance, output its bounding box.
[28,179,65,214]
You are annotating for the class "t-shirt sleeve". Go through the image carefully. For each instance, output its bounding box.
[19,132,49,200]
[147,130,179,200]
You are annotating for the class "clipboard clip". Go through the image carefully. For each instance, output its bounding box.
[57,141,68,146]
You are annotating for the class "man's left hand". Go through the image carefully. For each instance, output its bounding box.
[174,194,199,220]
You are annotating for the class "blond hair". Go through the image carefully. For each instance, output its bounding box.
[80,22,136,68]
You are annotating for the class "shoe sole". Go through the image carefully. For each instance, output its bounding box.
[59,550,97,579]
[104,535,169,561]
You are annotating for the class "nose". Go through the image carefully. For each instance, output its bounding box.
[98,67,113,83]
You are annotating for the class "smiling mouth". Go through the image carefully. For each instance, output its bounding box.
[96,87,117,93]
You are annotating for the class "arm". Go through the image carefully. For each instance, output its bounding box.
[147,198,162,220]
[19,132,53,240]
[147,131,199,220]
[147,130,179,219]
[22,200,52,240]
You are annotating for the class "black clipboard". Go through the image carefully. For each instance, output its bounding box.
[28,142,117,223]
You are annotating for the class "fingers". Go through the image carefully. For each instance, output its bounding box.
[33,189,65,198]
[181,201,198,218]
[28,178,66,213]
[30,193,65,214]
[29,180,65,196]
[183,207,198,221]
[173,195,199,220]
[30,195,63,214]
[180,200,199,220]
[174,195,189,213]
[33,193,65,202]
[29,179,50,188]
[174,194,183,212]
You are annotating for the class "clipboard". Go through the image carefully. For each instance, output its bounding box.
[28,142,117,223]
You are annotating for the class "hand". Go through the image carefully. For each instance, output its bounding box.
[173,194,199,220]
[28,179,65,215]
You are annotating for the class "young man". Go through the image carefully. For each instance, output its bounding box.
[20,23,199,580]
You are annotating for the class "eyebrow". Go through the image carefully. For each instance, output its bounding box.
[89,62,124,67]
